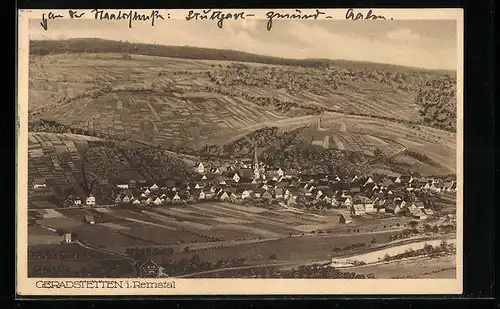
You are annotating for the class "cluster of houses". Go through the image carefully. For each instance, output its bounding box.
[52,151,456,221]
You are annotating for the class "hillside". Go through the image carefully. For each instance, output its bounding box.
[28,132,195,199]
[29,50,456,150]
[199,125,454,177]
[30,38,455,75]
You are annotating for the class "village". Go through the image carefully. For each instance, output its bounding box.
[32,147,457,224]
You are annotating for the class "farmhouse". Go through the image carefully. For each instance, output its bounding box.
[218,191,230,201]
[195,162,205,174]
[117,182,129,189]
[137,260,160,278]
[351,204,366,216]
[85,195,96,206]
[339,213,352,224]
[33,177,47,189]
[65,195,82,207]
[274,188,284,199]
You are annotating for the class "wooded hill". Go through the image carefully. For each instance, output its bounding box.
[30,38,454,75]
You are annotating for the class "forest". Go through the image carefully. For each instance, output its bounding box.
[30,38,454,74]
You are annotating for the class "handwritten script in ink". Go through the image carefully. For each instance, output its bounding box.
[91,9,166,28]
[265,9,328,31]
[185,9,255,28]
[40,9,166,30]
[39,9,394,32]
[345,8,393,20]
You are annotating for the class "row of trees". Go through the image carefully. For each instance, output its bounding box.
[382,241,455,262]
[160,254,247,276]
[29,262,135,278]
[191,263,375,279]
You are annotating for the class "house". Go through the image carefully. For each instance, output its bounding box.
[150,183,159,191]
[195,162,205,174]
[364,177,374,187]
[238,168,254,182]
[171,192,181,203]
[262,191,273,200]
[33,177,47,189]
[411,208,428,220]
[385,203,396,214]
[122,195,131,203]
[133,199,141,205]
[274,188,284,199]
[343,196,353,208]
[412,201,425,209]
[114,195,123,203]
[204,190,215,200]
[242,190,253,199]
[277,168,284,177]
[422,208,435,217]
[351,204,366,216]
[331,197,340,208]
[129,179,136,188]
[85,195,96,206]
[138,260,160,278]
[286,195,298,206]
[117,182,129,189]
[232,173,241,183]
[153,197,163,205]
[63,233,72,243]
[66,195,82,207]
[192,189,205,200]
[364,201,375,213]
[218,191,230,201]
[339,213,352,224]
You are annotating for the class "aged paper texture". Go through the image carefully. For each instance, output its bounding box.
[17,8,463,295]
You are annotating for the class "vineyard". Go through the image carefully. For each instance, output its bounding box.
[28,132,194,195]
[29,41,457,156]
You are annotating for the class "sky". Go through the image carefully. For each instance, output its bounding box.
[29,18,458,70]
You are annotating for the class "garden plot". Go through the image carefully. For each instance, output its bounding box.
[212,217,253,224]
[39,209,64,219]
[38,217,83,230]
[216,202,269,214]
[213,224,283,239]
[71,225,152,247]
[99,222,131,231]
[119,225,207,245]
[142,210,212,230]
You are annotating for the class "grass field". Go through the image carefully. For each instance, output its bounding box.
[169,230,401,266]
[346,255,456,279]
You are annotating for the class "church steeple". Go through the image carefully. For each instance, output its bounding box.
[253,143,260,180]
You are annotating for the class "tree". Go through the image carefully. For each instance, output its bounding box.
[268,253,278,261]
[370,237,377,245]
[374,149,384,160]
[183,246,190,253]
[408,221,419,229]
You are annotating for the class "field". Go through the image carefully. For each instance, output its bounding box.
[29,53,284,149]
[29,202,411,258]
[29,52,456,154]
[168,230,402,267]
[345,255,456,279]
[28,243,136,278]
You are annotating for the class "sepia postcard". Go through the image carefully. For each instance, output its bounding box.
[17,8,463,296]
